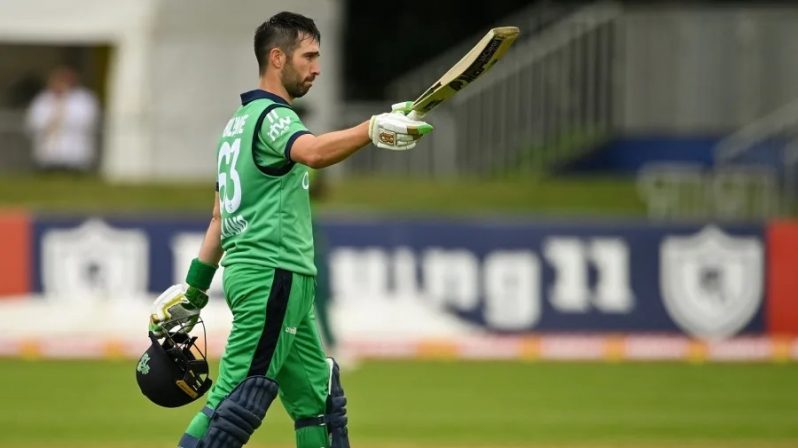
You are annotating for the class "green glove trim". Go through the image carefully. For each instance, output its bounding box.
[186,258,217,291]
[184,286,209,309]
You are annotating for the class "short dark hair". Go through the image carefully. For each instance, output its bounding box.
[254,12,321,74]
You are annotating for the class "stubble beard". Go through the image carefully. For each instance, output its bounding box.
[283,65,311,99]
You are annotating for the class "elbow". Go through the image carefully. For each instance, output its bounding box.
[290,134,332,169]
[303,152,327,169]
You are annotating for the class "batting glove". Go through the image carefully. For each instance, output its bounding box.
[149,284,207,337]
[369,103,433,151]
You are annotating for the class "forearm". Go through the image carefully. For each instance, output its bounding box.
[197,215,223,266]
[181,213,222,308]
[300,121,370,168]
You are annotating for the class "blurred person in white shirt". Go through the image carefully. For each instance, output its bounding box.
[25,66,99,173]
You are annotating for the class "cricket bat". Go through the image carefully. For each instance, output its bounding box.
[408,26,520,120]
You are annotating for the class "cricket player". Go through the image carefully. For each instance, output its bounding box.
[148,11,433,448]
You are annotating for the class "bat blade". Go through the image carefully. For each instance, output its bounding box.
[409,26,520,120]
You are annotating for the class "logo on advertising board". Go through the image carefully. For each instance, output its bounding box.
[329,237,636,334]
[41,219,148,300]
[660,225,763,339]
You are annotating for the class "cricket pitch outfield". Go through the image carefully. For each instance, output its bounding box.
[1,359,796,447]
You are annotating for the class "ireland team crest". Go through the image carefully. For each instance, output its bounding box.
[137,353,151,375]
[660,226,763,339]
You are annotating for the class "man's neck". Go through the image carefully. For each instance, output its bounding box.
[258,76,292,104]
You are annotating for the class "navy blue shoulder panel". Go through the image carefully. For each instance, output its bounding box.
[252,103,295,177]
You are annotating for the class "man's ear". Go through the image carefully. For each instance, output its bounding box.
[269,48,285,70]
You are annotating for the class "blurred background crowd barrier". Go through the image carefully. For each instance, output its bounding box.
[2,0,798,361]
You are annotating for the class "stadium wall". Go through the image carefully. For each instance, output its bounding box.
[2,212,798,361]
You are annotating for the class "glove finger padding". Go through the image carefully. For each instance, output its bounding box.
[390,101,414,115]
[151,306,200,336]
[149,283,201,335]
[150,284,186,322]
[377,113,432,134]
[379,141,416,151]
[396,134,422,143]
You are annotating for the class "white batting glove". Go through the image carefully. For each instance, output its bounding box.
[369,105,433,151]
[149,284,202,337]
[389,101,429,120]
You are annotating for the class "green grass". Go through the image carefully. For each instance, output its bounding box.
[0,173,646,216]
[0,174,215,214]
[324,175,645,217]
[0,359,796,447]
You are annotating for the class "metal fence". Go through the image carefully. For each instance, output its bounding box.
[718,97,798,215]
[635,97,798,221]
[340,2,622,179]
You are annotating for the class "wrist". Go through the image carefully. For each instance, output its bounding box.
[185,258,216,307]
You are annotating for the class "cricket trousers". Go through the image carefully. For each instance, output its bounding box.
[180,265,330,448]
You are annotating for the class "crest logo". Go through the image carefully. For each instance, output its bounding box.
[379,131,396,145]
[660,226,763,339]
[137,353,151,375]
[41,219,148,299]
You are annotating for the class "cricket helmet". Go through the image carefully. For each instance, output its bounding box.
[136,329,213,408]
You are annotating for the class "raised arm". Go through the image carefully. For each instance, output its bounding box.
[289,103,433,169]
[289,121,370,168]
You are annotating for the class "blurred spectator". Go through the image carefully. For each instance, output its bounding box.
[25,66,99,173]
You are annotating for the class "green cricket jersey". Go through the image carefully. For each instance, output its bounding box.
[216,89,316,276]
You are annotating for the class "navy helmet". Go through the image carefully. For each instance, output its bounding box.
[136,330,212,408]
